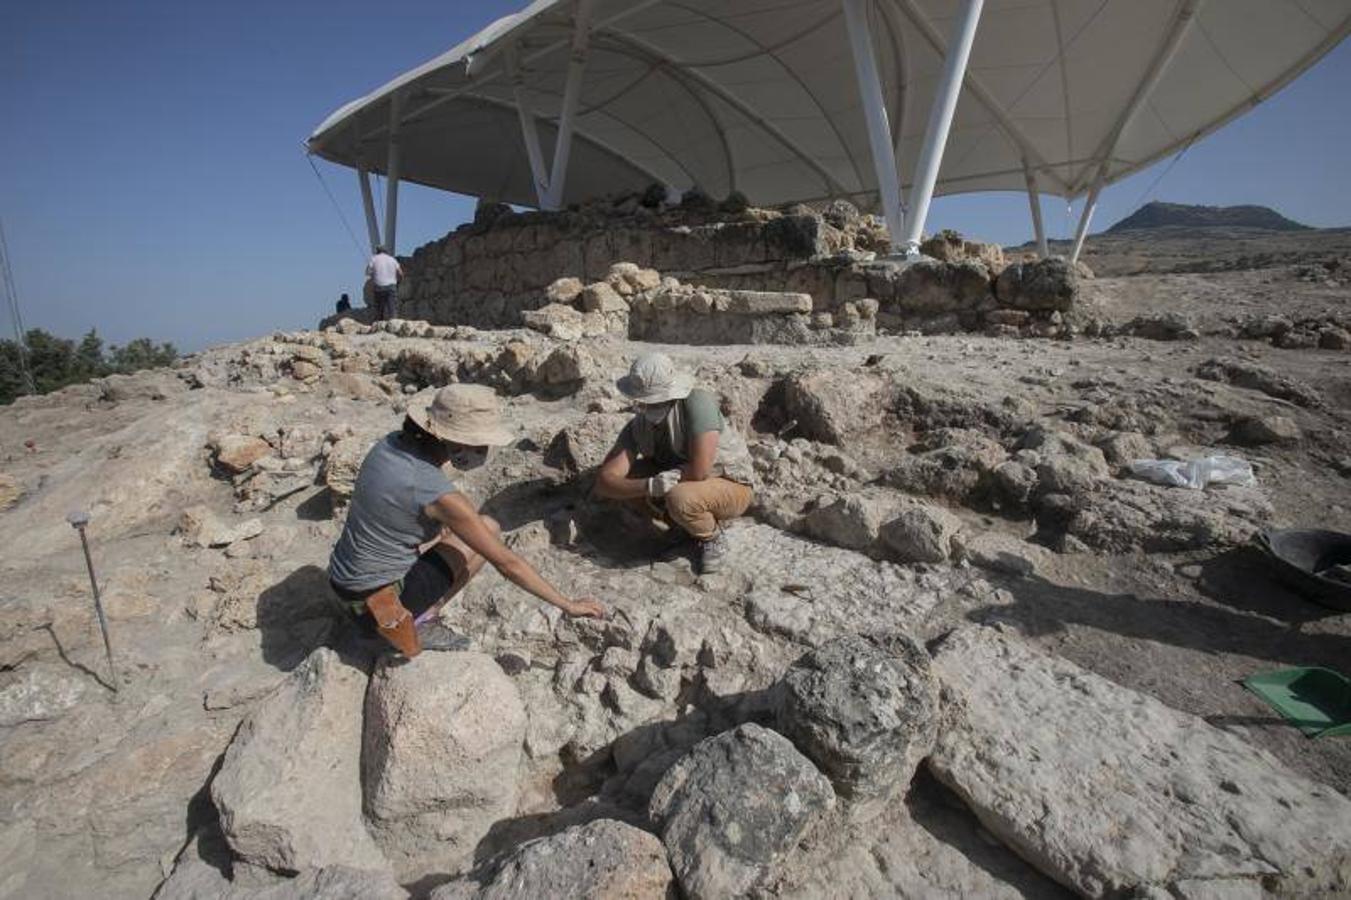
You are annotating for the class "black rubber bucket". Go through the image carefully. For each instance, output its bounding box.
[1260,529,1351,612]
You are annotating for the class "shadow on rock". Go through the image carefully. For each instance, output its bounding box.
[481,477,573,533]
[904,769,1074,899]
[294,488,335,522]
[971,573,1351,670]
[254,564,347,671]
[1196,544,1344,624]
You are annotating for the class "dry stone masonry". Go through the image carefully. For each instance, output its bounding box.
[382,195,1081,339]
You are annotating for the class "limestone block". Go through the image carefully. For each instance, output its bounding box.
[322,434,375,504]
[546,277,584,306]
[929,626,1351,898]
[994,257,1078,312]
[178,505,264,548]
[363,652,526,881]
[800,493,895,550]
[896,259,993,313]
[212,434,274,474]
[581,282,630,314]
[211,649,386,873]
[721,290,813,316]
[878,503,962,563]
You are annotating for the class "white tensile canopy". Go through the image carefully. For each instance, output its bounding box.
[307,0,1350,260]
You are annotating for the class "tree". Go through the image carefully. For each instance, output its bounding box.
[0,327,179,406]
[109,337,178,373]
[23,329,77,394]
[0,340,30,405]
[75,329,110,381]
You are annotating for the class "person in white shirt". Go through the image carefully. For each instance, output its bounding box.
[365,246,403,321]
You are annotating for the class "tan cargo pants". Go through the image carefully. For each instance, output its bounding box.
[624,477,753,541]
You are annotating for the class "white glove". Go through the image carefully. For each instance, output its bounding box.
[647,469,682,498]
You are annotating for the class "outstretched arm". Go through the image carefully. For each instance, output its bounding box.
[426,491,604,618]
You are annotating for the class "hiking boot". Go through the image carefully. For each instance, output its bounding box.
[415,620,472,652]
[699,529,731,575]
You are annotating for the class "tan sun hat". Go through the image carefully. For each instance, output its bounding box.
[407,384,513,447]
[616,352,693,404]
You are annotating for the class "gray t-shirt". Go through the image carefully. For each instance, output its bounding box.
[328,433,455,591]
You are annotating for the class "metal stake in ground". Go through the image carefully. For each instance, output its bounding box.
[66,510,118,691]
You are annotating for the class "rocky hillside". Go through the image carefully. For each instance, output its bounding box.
[2,258,1351,899]
[1106,201,1310,233]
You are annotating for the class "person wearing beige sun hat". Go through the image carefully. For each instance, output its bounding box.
[329,384,605,658]
[596,352,755,574]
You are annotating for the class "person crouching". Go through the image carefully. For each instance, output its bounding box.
[328,384,605,657]
[594,353,755,574]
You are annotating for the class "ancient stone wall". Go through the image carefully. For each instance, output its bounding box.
[399,204,837,328]
[393,200,1079,339]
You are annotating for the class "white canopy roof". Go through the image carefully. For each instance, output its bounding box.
[307,0,1349,212]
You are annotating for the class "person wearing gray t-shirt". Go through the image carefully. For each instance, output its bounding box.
[329,384,605,656]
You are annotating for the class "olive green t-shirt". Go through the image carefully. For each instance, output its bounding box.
[618,388,722,470]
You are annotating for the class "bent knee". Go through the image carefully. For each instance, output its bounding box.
[665,482,698,512]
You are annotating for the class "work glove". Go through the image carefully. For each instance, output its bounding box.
[647,469,682,498]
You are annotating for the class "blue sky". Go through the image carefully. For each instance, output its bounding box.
[2,1,1349,352]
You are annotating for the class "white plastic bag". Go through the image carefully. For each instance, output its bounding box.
[1129,455,1256,490]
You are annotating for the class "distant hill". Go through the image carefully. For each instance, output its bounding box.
[1105,202,1311,233]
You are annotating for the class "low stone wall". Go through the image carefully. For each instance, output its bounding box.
[399,204,837,328]
[389,198,1080,340]
[511,265,876,347]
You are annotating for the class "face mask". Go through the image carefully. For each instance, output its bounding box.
[448,446,489,470]
[641,402,672,424]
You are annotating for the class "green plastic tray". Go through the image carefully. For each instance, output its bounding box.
[1242,667,1351,739]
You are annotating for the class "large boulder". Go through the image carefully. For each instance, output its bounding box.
[649,723,835,899]
[928,626,1351,898]
[800,493,894,551]
[994,257,1078,311]
[775,633,937,820]
[210,648,386,873]
[1057,478,1272,553]
[781,370,896,445]
[878,503,962,563]
[362,652,527,882]
[431,820,672,900]
[896,258,994,313]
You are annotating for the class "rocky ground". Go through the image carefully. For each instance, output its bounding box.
[2,239,1351,899]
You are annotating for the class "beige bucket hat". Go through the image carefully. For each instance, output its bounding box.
[616,352,693,404]
[407,384,513,447]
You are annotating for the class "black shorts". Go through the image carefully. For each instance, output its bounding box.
[331,549,457,635]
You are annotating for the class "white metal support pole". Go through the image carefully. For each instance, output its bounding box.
[1023,160,1048,257]
[544,0,594,210]
[1069,166,1105,264]
[357,165,381,252]
[383,94,403,253]
[843,0,906,255]
[902,0,984,256]
[506,44,552,207]
[1067,0,1202,266]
